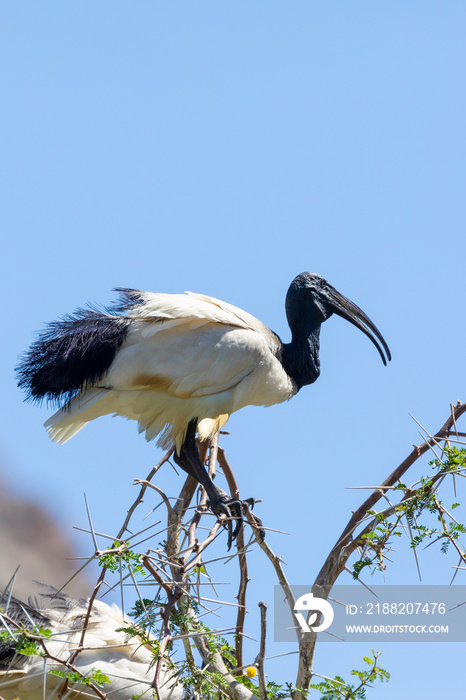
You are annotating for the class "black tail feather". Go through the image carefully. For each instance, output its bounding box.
[15,292,140,406]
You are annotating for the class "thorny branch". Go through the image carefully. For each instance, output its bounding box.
[54,450,178,698]
[138,442,258,699]
[256,602,268,700]
[7,402,465,700]
[292,400,466,698]
[218,447,250,669]
[318,401,466,589]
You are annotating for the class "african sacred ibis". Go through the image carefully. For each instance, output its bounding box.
[0,586,182,700]
[16,273,391,543]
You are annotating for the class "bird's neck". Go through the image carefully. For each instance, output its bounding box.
[281,327,321,390]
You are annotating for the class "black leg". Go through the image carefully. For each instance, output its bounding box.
[173,420,245,548]
[173,421,221,502]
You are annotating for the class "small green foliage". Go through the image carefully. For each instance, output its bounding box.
[127,596,165,640]
[38,627,52,638]
[187,565,207,578]
[49,668,110,687]
[149,640,161,659]
[204,669,229,690]
[118,598,164,645]
[169,598,200,637]
[90,668,111,686]
[352,558,372,579]
[310,651,389,699]
[429,446,466,473]
[99,540,145,575]
[234,674,258,693]
[352,447,466,578]
[410,524,436,548]
[219,639,236,669]
[115,623,151,646]
[181,666,228,700]
[310,675,348,700]
[130,598,159,618]
[352,510,402,578]
[15,635,41,657]
[400,476,438,524]
[0,626,52,658]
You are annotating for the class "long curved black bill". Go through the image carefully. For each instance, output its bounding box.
[327,288,391,366]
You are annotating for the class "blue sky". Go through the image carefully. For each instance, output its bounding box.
[1,3,465,697]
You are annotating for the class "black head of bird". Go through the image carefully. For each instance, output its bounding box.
[282,272,390,390]
[16,272,391,547]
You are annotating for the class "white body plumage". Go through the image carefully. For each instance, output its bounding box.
[44,292,297,450]
[0,590,182,700]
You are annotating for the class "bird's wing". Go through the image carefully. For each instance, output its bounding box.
[109,320,275,399]
[36,290,286,447]
[102,291,281,399]
[126,290,272,335]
